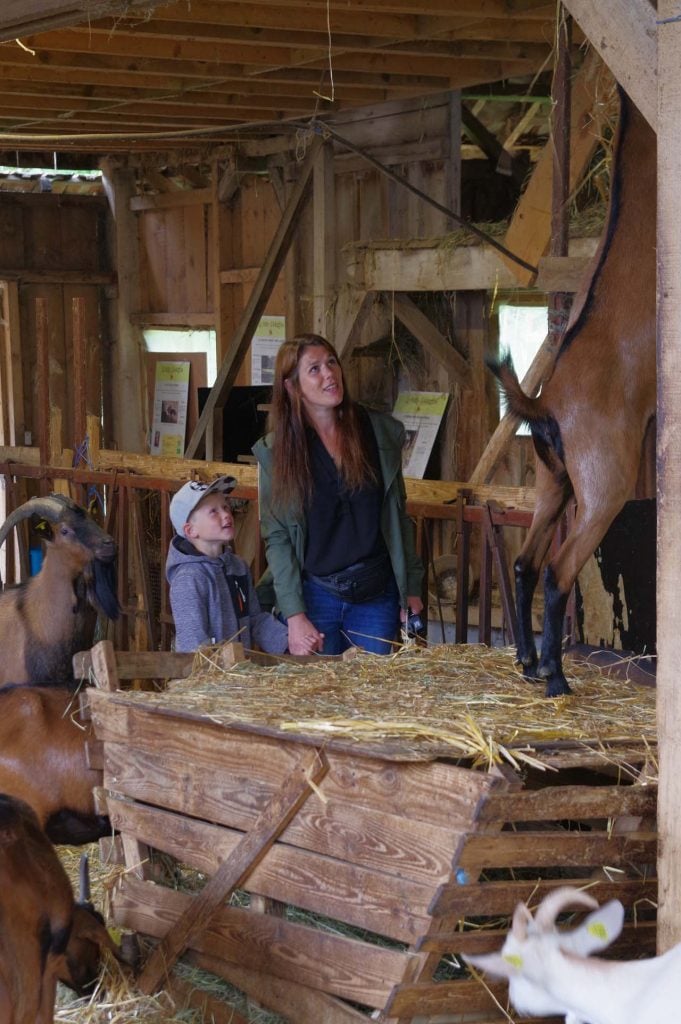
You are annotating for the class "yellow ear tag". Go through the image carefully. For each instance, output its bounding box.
[503,954,524,969]
[36,520,48,532]
[107,926,123,944]
[587,922,609,940]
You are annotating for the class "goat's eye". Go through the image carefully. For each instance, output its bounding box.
[60,526,70,536]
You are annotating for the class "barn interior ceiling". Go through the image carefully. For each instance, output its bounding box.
[0,0,580,170]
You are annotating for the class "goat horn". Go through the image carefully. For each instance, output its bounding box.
[0,495,73,551]
[533,887,600,932]
[79,853,91,903]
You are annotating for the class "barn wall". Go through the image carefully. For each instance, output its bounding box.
[0,193,112,456]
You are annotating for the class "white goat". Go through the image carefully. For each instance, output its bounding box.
[464,887,681,1024]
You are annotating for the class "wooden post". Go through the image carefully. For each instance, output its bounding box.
[35,296,50,471]
[656,0,681,953]
[313,140,336,337]
[100,158,147,453]
[548,7,573,347]
[72,296,87,451]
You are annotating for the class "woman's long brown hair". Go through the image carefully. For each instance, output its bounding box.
[268,334,377,511]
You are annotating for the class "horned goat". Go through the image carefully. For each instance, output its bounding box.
[0,684,109,845]
[465,887,681,1024]
[0,494,120,687]
[0,794,121,1024]
[487,91,655,696]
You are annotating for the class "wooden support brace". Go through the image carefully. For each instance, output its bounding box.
[136,746,329,995]
[185,135,322,458]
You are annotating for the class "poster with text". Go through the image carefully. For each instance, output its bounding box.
[150,361,190,456]
[392,391,449,478]
[251,315,286,384]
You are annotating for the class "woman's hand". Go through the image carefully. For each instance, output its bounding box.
[287,612,325,655]
[400,595,424,622]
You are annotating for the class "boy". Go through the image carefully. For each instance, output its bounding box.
[166,476,288,655]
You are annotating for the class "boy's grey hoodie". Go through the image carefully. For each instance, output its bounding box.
[166,537,288,654]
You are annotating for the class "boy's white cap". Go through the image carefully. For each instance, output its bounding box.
[169,476,237,534]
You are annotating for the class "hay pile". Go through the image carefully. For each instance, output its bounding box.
[119,644,657,773]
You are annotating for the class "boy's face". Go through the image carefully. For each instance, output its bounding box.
[184,492,235,547]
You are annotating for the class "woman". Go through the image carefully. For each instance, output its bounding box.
[253,333,424,656]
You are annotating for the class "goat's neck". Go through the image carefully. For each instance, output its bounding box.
[27,553,81,629]
[537,952,632,1024]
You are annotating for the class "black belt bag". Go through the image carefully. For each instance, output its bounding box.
[305,552,393,604]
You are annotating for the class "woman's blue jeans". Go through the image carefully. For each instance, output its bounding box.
[302,575,400,655]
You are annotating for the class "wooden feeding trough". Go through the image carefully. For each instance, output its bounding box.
[83,642,659,1024]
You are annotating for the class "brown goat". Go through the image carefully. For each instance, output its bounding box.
[0,495,120,687]
[488,92,655,696]
[0,685,109,845]
[0,794,119,1024]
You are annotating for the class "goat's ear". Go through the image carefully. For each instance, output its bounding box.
[464,952,521,980]
[564,899,624,956]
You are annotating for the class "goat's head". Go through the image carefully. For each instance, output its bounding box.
[56,854,125,996]
[0,495,120,620]
[464,887,624,1017]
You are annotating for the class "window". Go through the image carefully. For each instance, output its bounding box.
[497,304,548,435]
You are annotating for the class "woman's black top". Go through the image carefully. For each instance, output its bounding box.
[303,409,387,576]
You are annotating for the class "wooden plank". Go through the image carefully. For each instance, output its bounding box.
[165,975,249,1024]
[562,0,657,131]
[458,830,657,870]
[418,920,657,955]
[386,977,508,1018]
[88,692,496,827]
[535,254,592,292]
[105,795,433,943]
[392,293,472,389]
[185,135,322,458]
[184,949,372,1024]
[136,746,328,994]
[478,783,658,824]
[101,741,467,883]
[429,876,658,920]
[115,876,413,1009]
[657,0,681,952]
[73,649,194,682]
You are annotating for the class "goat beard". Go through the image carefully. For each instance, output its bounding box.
[86,559,121,621]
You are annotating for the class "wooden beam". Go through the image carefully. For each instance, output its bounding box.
[313,140,336,337]
[562,0,657,131]
[392,293,472,390]
[184,135,322,458]
[657,0,681,953]
[100,159,146,453]
[0,0,154,41]
[346,241,519,292]
[136,747,328,994]
[501,48,608,286]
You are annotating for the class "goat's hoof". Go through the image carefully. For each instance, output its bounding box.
[543,676,572,698]
[516,653,538,679]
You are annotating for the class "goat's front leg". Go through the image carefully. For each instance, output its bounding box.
[514,558,539,677]
[537,565,571,697]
